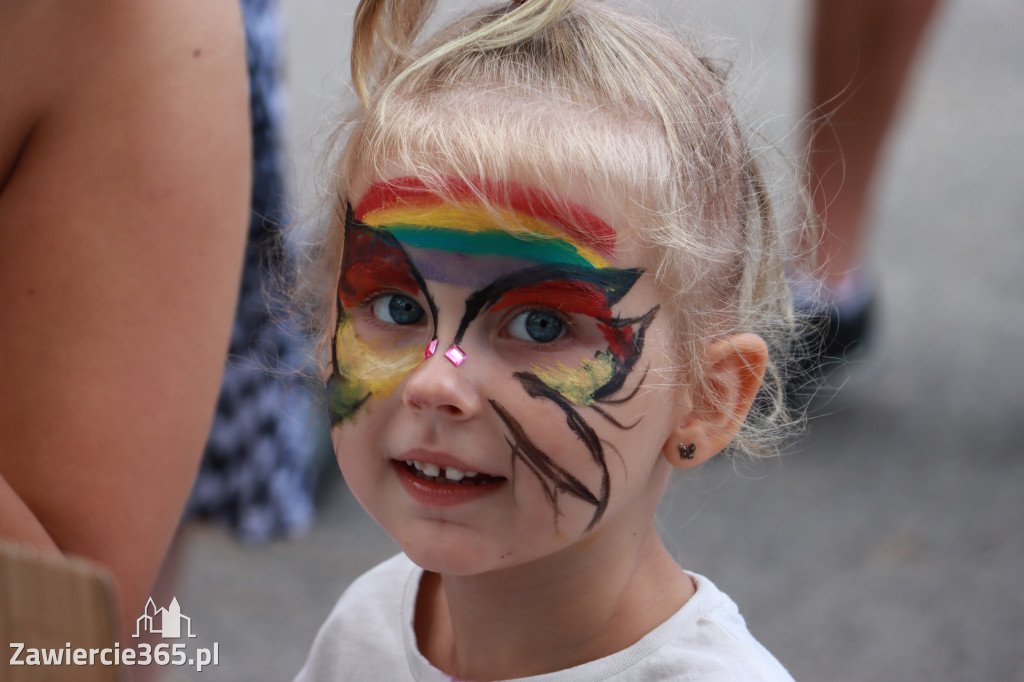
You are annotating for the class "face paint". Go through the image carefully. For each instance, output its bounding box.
[356,176,617,268]
[463,268,657,407]
[336,216,430,309]
[529,353,616,406]
[329,309,424,424]
[331,177,662,532]
[328,216,436,425]
[332,178,633,421]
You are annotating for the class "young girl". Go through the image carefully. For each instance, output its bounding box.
[294,0,800,678]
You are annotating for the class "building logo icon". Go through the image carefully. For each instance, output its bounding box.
[133,597,197,639]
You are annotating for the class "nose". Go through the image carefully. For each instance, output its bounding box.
[402,344,483,418]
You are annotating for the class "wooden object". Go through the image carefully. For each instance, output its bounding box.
[0,539,121,681]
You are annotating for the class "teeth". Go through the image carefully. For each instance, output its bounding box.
[407,460,482,480]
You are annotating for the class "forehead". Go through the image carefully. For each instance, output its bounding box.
[353,176,624,267]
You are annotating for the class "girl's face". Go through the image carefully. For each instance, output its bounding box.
[330,176,682,575]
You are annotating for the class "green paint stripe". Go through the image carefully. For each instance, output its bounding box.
[384,225,592,268]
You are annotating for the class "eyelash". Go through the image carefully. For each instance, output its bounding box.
[356,290,428,329]
[500,306,575,346]
[353,293,582,349]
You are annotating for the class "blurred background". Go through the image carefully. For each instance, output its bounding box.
[169,0,1024,679]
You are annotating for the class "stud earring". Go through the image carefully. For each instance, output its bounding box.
[678,443,696,460]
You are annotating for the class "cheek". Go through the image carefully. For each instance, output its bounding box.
[330,422,394,527]
[492,387,611,525]
[525,306,658,407]
[529,352,616,406]
[328,313,422,424]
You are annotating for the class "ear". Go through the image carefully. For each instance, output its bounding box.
[661,333,768,469]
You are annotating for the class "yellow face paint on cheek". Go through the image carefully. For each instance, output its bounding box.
[530,352,617,406]
[328,312,423,424]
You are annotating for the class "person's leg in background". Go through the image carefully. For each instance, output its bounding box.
[800,0,942,366]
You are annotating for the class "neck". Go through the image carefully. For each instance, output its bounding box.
[415,524,694,680]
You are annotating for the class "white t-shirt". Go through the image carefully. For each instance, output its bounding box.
[294,553,794,681]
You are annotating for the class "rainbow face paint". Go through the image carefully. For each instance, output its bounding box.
[330,177,660,531]
[356,176,617,270]
[329,221,435,423]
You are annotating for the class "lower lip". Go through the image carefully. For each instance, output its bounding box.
[393,461,506,508]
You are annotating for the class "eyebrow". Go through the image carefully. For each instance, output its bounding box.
[339,210,439,325]
[487,280,614,319]
[453,263,642,345]
[354,176,618,259]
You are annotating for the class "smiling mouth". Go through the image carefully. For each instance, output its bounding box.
[402,460,505,486]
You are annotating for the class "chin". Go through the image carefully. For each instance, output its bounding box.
[398,536,506,577]
[401,527,582,579]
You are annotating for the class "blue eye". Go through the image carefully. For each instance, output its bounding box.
[508,310,566,343]
[371,294,424,325]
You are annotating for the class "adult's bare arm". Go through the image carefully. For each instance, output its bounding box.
[0,0,251,633]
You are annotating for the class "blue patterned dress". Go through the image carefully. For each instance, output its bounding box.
[186,0,319,542]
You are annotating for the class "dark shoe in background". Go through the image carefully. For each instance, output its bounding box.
[787,294,877,411]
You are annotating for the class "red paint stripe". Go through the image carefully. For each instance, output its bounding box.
[339,224,420,307]
[489,281,611,319]
[598,322,634,359]
[355,177,617,257]
[339,261,419,308]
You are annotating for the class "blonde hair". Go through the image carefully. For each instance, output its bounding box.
[294,0,808,456]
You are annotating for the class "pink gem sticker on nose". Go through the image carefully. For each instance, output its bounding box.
[424,338,438,359]
[444,344,467,366]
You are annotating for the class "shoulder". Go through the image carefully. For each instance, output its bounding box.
[632,572,795,681]
[294,554,421,681]
[318,553,418,639]
[520,572,795,682]
[0,0,250,631]
[0,0,245,70]
[0,0,247,179]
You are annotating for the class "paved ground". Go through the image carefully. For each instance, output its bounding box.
[170,0,1024,679]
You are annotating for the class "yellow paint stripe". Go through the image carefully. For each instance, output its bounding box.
[362,202,612,270]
